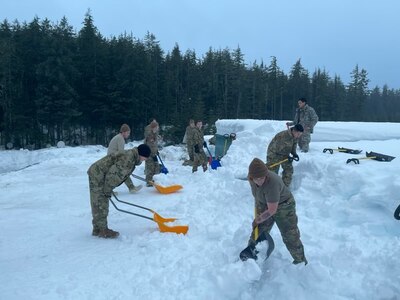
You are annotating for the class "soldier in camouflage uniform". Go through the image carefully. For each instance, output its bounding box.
[287,97,318,152]
[144,119,161,186]
[87,144,151,238]
[267,124,303,187]
[192,120,208,173]
[183,119,196,164]
[107,124,141,193]
[247,158,307,265]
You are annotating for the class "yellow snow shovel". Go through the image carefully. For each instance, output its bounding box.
[131,174,183,194]
[110,192,188,234]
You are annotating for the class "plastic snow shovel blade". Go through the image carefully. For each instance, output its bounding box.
[152,182,183,194]
[211,159,221,170]
[160,166,169,174]
[366,151,395,162]
[153,212,177,223]
[157,221,189,234]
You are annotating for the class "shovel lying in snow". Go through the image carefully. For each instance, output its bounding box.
[110,192,189,234]
[394,204,400,220]
[131,174,183,194]
[346,151,396,164]
[323,147,362,154]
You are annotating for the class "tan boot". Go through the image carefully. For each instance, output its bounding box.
[98,228,120,238]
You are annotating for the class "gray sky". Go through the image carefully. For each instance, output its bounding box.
[2,0,399,88]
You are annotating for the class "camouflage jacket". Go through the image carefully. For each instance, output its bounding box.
[288,104,318,133]
[87,148,141,194]
[267,129,298,157]
[192,127,205,149]
[185,126,196,146]
[144,125,158,155]
[107,133,125,155]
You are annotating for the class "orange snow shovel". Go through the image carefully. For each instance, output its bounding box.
[131,174,183,194]
[110,192,188,234]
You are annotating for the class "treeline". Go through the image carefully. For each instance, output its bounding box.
[0,11,399,149]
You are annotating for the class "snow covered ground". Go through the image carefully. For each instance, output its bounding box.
[1,119,399,300]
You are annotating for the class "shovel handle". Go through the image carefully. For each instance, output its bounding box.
[346,158,360,164]
[394,204,400,220]
[131,173,149,183]
[109,198,153,221]
[112,192,154,214]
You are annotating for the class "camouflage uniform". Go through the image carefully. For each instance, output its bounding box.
[288,104,318,152]
[192,127,208,172]
[185,125,196,162]
[107,133,136,191]
[267,129,298,187]
[144,123,160,182]
[87,148,142,232]
[248,171,307,264]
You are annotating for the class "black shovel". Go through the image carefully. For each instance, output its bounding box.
[347,151,395,164]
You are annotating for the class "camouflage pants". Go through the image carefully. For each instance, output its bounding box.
[88,172,110,231]
[248,196,306,263]
[145,155,160,182]
[298,132,311,152]
[193,150,208,172]
[187,142,194,161]
[123,176,135,190]
[267,154,293,187]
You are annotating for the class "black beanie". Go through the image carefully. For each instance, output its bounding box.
[293,124,304,132]
[137,144,151,158]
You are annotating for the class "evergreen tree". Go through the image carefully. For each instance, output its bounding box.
[346,65,369,121]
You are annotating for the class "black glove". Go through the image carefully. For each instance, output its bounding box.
[203,141,207,147]
[194,144,200,153]
[288,154,299,162]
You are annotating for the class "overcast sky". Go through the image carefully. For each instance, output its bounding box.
[1,0,399,89]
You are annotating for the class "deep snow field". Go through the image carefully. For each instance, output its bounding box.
[1,119,399,300]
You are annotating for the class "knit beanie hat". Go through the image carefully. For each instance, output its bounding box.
[248,158,269,179]
[137,144,151,158]
[120,124,131,133]
[293,124,304,132]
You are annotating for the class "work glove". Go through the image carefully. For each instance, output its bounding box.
[194,144,200,153]
[203,141,207,148]
[293,154,299,161]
